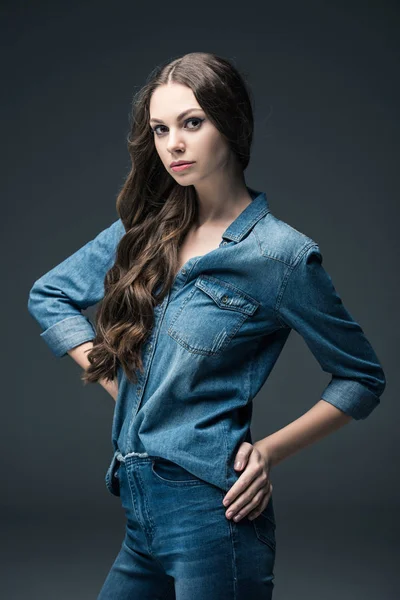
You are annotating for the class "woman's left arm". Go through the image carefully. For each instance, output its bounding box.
[275,242,386,420]
[223,243,386,519]
[257,242,386,463]
[254,399,352,469]
[258,243,386,464]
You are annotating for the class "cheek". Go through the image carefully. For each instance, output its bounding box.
[200,133,230,164]
[208,142,231,169]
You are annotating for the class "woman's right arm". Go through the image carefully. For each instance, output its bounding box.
[27,217,126,396]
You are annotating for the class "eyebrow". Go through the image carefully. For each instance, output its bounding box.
[149,108,204,124]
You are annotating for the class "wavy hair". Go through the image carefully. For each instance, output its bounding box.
[81,51,255,386]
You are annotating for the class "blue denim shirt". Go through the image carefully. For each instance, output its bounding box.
[28,187,386,497]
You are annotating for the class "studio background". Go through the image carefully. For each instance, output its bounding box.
[2,1,398,598]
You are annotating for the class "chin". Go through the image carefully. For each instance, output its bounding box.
[170,174,198,186]
[176,180,195,187]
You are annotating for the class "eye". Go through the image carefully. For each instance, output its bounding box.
[150,117,205,137]
[185,117,204,130]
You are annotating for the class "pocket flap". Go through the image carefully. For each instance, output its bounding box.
[195,275,259,316]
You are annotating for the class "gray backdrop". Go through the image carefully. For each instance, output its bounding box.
[3,1,398,598]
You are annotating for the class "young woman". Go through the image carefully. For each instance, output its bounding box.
[28,52,386,599]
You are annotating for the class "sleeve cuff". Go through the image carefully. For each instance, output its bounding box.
[40,315,96,358]
[320,376,381,420]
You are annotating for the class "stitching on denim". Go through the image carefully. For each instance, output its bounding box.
[252,517,276,552]
[222,418,229,492]
[135,466,156,539]
[230,206,270,242]
[127,290,171,437]
[168,311,248,356]
[195,275,260,313]
[41,314,91,334]
[227,519,239,598]
[151,461,207,487]
[253,228,297,267]
[47,314,85,329]
[274,241,317,328]
[168,277,257,355]
[168,284,197,331]
[125,463,165,571]
[253,228,315,267]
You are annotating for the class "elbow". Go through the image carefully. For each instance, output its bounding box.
[353,363,387,420]
[27,278,44,322]
[374,366,387,399]
[321,366,386,421]
[27,276,55,329]
[364,354,387,400]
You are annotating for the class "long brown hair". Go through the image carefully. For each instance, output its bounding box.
[82,51,255,386]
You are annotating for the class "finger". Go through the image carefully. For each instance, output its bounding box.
[229,485,271,522]
[234,442,253,470]
[224,472,269,517]
[223,464,263,507]
[248,482,273,521]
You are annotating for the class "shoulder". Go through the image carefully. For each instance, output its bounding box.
[91,217,126,247]
[107,217,126,238]
[111,218,126,240]
[253,211,319,267]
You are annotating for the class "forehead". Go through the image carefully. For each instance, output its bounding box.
[149,83,202,120]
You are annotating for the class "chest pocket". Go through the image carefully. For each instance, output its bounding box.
[167,274,260,356]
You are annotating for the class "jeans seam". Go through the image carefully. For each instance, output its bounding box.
[227,518,238,599]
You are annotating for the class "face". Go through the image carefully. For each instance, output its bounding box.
[149,82,233,186]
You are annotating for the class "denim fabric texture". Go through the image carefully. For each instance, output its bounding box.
[28,186,386,498]
[96,455,276,599]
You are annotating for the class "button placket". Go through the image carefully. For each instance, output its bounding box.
[128,290,171,426]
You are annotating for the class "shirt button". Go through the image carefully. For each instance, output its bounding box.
[221,295,229,303]
[181,268,187,275]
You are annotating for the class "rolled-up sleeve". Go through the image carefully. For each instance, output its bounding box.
[27,218,126,358]
[276,243,386,420]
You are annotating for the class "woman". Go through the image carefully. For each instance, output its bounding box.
[28,52,386,599]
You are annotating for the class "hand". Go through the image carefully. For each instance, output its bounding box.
[99,376,119,402]
[222,441,273,522]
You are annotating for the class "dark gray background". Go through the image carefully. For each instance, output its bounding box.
[2,0,398,598]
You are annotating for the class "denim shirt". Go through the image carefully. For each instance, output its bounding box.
[27,187,386,497]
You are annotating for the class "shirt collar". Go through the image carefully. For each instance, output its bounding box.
[221,186,270,242]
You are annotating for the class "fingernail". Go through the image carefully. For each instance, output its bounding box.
[235,461,242,469]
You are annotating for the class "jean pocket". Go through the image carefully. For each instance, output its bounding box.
[252,497,276,551]
[151,458,207,487]
[167,274,259,356]
[105,452,121,497]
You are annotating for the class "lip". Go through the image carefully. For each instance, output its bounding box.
[170,160,195,167]
[170,161,195,172]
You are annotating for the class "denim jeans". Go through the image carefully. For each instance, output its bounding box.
[97,453,276,599]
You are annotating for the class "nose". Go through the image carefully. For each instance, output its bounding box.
[166,129,185,155]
